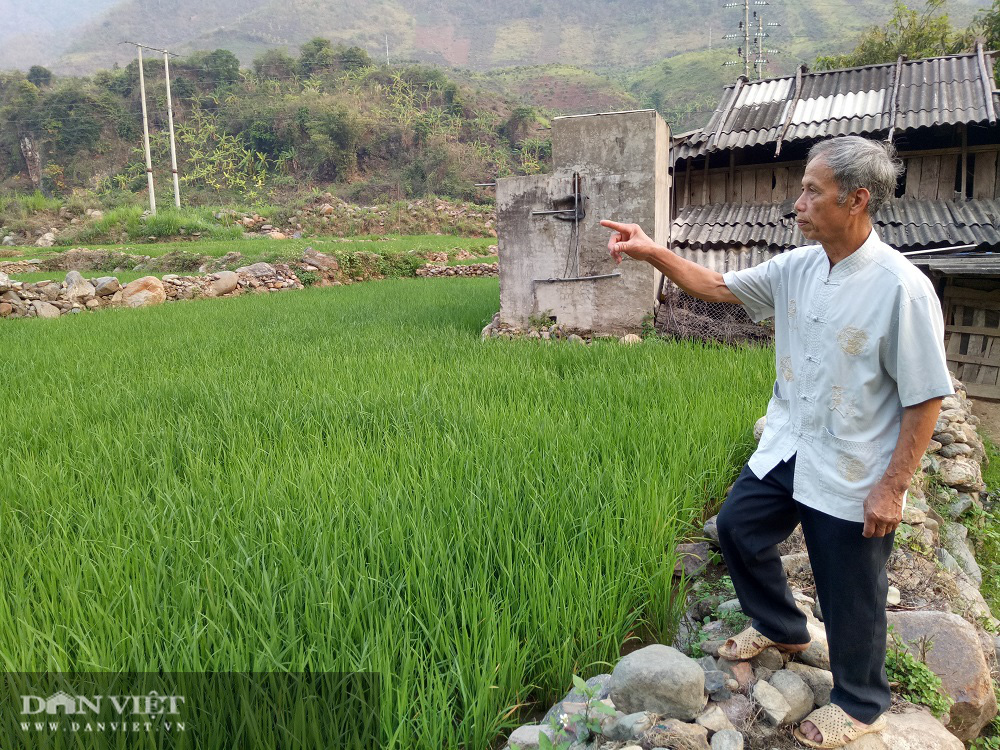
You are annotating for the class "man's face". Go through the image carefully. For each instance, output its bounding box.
[793,158,853,246]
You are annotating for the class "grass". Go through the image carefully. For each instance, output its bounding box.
[1,235,497,263]
[0,278,773,748]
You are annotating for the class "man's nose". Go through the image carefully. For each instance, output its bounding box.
[793,192,806,213]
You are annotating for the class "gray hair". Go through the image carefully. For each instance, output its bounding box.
[806,136,904,216]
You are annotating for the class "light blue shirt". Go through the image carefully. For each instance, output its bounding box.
[723,229,954,523]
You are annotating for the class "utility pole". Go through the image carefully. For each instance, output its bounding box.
[136,46,156,215]
[386,35,390,66]
[163,51,181,208]
[752,12,781,78]
[122,41,182,211]
[722,0,771,79]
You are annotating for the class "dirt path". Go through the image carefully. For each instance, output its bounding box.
[972,398,1000,444]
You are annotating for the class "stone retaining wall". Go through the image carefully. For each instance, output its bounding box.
[504,376,999,750]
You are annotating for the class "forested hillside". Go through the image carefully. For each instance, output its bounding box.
[0,41,551,203]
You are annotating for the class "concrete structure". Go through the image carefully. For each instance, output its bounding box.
[497,110,670,334]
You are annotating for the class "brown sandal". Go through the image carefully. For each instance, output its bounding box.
[792,704,887,748]
[717,625,809,661]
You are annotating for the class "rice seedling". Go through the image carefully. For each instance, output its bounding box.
[0,278,772,748]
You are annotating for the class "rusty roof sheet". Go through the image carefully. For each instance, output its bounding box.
[672,198,1000,251]
[674,51,1000,160]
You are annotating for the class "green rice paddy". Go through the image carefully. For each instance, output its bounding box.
[1,277,772,748]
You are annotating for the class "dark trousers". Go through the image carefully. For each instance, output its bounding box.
[715,456,895,724]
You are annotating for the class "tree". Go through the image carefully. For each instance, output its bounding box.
[185,49,241,88]
[27,65,52,88]
[298,38,336,77]
[253,49,297,80]
[978,1,1000,52]
[815,0,972,70]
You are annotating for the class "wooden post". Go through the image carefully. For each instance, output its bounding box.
[164,51,181,208]
[137,46,156,215]
[961,123,968,199]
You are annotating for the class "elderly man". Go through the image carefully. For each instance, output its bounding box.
[601,136,953,748]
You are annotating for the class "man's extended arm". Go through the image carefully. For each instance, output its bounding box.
[600,220,741,304]
[862,396,944,538]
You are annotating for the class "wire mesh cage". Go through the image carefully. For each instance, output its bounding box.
[655,281,774,346]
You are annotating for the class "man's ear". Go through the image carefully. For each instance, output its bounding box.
[849,188,871,216]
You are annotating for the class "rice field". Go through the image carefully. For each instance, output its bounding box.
[0,277,773,748]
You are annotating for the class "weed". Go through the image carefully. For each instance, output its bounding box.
[885,625,953,719]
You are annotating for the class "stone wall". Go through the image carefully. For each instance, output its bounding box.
[503,376,999,750]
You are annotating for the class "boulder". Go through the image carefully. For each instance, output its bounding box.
[601,711,654,741]
[93,277,120,296]
[64,270,95,301]
[767,670,814,723]
[302,248,340,271]
[750,679,791,725]
[674,542,712,579]
[0,302,11,316]
[878,706,964,749]
[211,271,239,297]
[236,262,276,279]
[785,662,833,707]
[507,724,555,750]
[936,457,984,491]
[32,300,60,319]
[695,704,736,734]
[710,728,744,750]
[609,644,705,720]
[121,276,166,308]
[939,521,982,585]
[886,610,997,740]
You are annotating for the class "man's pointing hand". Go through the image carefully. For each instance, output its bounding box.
[600,220,657,264]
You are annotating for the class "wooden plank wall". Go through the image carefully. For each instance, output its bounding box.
[943,280,1000,400]
[676,148,1000,209]
[678,163,805,209]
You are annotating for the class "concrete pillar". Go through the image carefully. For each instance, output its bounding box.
[497,109,670,335]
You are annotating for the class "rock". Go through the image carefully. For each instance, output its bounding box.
[621,333,641,345]
[121,276,167,308]
[697,655,718,672]
[753,416,767,441]
[710,729,744,750]
[880,706,964,749]
[704,515,720,546]
[784,662,833,706]
[797,621,831,670]
[714,693,753,731]
[750,647,785,672]
[717,659,754,691]
[601,711,655,741]
[35,231,56,247]
[940,442,974,459]
[704,670,729,698]
[767,670,814,724]
[93,277,120,296]
[639,719,710,750]
[781,552,812,577]
[675,542,712,579]
[0,302,10,316]
[85,298,99,309]
[937,458,984,490]
[64,270,95,301]
[302,248,340,272]
[901,505,926,524]
[236,262,277,279]
[32,300,60,318]
[609,644,705,720]
[696,704,737,734]
[211,271,239,297]
[507,724,556,750]
[751,679,791,725]
[886,586,901,606]
[0,271,9,290]
[947,493,974,519]
[940,521,982,585]
[886,611,997,740]
[933,432,956,446]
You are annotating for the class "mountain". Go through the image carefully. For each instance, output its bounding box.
[2,0,985,76]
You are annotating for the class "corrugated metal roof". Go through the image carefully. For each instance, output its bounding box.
[674,51,1000,160]
[672,198,1000,251]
